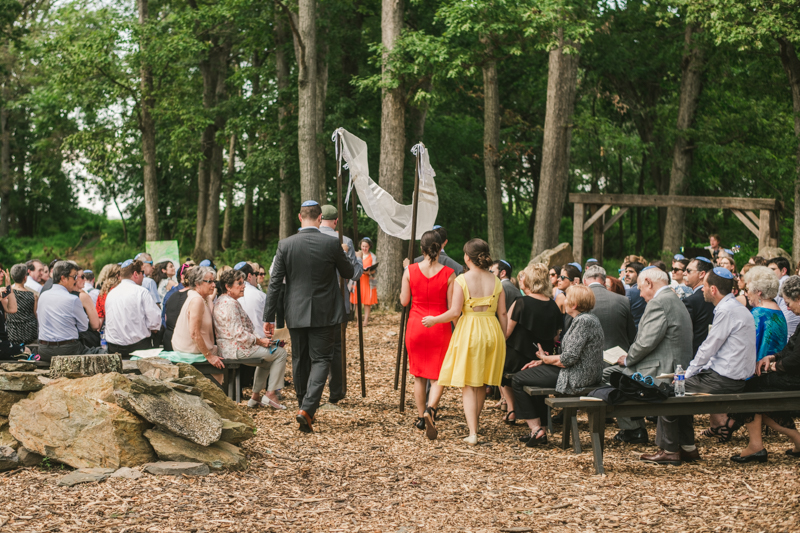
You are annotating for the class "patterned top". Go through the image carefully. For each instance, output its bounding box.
[557,312,604,394]
[7,289,37,344]
[212,294,259,360]
[752,307,787,362]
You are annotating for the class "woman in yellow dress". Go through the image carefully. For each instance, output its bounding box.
[422,238,507,445]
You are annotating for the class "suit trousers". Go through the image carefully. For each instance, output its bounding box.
[107,337,153,360]
[38,340,107,362]
[655,369,746,452]
[289,325,336,418]
[327,322,347,403]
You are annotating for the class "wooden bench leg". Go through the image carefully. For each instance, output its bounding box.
[235,369,241,404]
[561,408,574,450]
[571,415,582,454]
[589,407,606,475]
[226,368,235,399]
[547,404,553,435]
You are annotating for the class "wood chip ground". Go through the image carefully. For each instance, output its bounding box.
[0,312,798,532]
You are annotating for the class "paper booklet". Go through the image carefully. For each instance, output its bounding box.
[603,346,628,365]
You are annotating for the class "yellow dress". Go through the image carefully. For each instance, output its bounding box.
[438,275,506,388]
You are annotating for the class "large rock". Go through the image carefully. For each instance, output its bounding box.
[0,391,27,417]
[17,447,43,467]
[0,417,18,450]
[115,375,223,446]
[220,419,255,444]
[143,461,209,477]
[137,358,179,381]
[758,246,791,261]
[0,362,36,372]
[57,468,115,487]
[8,373,155,469]
[530,243,574,270]
[176,364,256,431]
[50,354,122,379]
[0,372,43,392]
[0,446,18,471]
[144,429,247,471]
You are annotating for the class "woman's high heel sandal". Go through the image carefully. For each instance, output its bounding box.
[423,406,438,441]
[415,417,425,431]
[525,427,548,448]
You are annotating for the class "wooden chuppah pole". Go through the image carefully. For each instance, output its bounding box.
[397,144,422,412]
[335,133,348,397]
[349,166,367,398]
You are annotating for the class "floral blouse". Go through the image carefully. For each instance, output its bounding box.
[212,294,259,359]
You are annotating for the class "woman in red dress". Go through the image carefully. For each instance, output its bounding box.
[400,230,455,440]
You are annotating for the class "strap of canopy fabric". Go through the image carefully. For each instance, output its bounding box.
[332,127,439,240]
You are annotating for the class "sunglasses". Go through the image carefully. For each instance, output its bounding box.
[199,279,216,285]
[258,272,266,276]
[672,268,685,273]
[558,275,569,281]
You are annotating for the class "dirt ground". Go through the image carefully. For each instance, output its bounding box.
[0,311,798,532]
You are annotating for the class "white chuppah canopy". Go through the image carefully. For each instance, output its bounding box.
[332,128,438,240]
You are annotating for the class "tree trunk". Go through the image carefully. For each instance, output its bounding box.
[275,13,292,241]
[316,41,329,202]
[662,24,704,254]
[222,134,235,250]
[194,51,215,256]
[376,0,405,311]
[294,0,319,203]
[530,29,580,258]
[0,97,9,237]
[778,38,800,264]
[138,0,158,242]
[280,192,293,240]
[482,53,504,260]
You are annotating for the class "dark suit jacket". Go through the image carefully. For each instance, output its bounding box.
[588,283,636,351]
[264,227,355,329]
[414,249,464,275]
[626,284,646,328]
[683,285,715,356]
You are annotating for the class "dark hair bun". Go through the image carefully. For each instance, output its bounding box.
[463,238,492,270]
[420,230,443,262]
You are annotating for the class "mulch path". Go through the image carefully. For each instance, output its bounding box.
[0,311,799,532]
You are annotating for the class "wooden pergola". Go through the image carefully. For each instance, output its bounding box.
[570,193,782,265]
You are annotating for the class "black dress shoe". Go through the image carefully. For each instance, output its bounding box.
[730,449,768,464]
[614,428,649,444]
[551,413,564,424]
[785,449,800,458]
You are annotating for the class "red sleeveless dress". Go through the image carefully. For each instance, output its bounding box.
[405,263,454,380]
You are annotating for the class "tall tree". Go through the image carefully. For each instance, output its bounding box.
[662,24,704,254]
[531,29,581,257]
[274,11,293,240]
[482,47,503,259]
[138,0,159,242]
[376,0,405,310]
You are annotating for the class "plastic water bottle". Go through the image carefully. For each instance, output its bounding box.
[674,365,685,397]
[100,330,107,351]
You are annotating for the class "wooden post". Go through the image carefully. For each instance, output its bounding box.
[350,175,366,398]
[335,134,349,397]
[591,205,604,264]
[398,144,422,412]
[769,209,779,248]
[573,202,584,266]
[759,209,771,250]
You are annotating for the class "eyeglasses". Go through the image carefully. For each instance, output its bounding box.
[200,279,215,285]
[672,268,685,273]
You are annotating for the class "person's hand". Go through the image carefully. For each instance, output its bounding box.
[206,354,225,369]
[402,258,410,269]
[521,360,542,371]
[421,316,437,328]
[756,355,775,376]
[535,343,549,359]
[342,243,349,253]
[356,250,363,258]
[617,355,626,366]
[264,322,275,338]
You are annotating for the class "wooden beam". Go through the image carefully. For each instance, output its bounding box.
[573,203,584,266]
[602,206,630,233]
[744,210,760,227]
[569,193,781,211]
[731,209,759,238]
[583,204,611,232]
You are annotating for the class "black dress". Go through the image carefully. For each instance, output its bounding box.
[0,300,25,357]
[163,291,190,351]
[501,296,561,387]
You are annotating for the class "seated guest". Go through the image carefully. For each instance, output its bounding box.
[153,261,178,300]
[583,265,635,352]
[24,259,45,293]
[501,263,561,424]
[683,257,715,356]
[74,267,103,349]
[745,266,788,362]
[172,266,221,368]
[213,269,288,410]
[0,268,24,358]
[623,261,646,328]
[162,262,191,322]
[135,252,162,306]
[769,256,800,341]
[736,263,753,307]
[8,263,38,345]
[162,264,193,351]
[511,285,604,447]
[555,263,581,314]
[670,257,693,300]
[643,267,756,465]
[729,275,800,463]
[750,256,768,266]
[37,261,107,361]
[38,258,60,294]
[104,260,162,358]
[605,276,626,296]
[96,264,121,324]
[83,270,100,304]
[234,262,266,340]
[549,267,562,298]
[604,266,693,444]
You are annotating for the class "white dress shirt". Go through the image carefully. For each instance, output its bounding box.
[777,275,800,341]
[142,276,162,305]
[239,281,267,339]
[686,293,756,380]
[37,285,88,342]
[105,279,162,345]
[24,278,42,294]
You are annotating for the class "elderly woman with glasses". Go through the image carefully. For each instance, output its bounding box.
[172,266,221,368]
[213,269,288,409]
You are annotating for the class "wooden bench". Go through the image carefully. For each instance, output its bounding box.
[546,391,800,474]
[523,385,600,452]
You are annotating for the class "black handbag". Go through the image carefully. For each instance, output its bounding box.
[610,372,672,403]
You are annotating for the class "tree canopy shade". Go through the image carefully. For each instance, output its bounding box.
[0,0,798,286]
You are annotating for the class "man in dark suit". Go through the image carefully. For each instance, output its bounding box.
[583,265,636,351]
[406,225,464,275]
[624,261,646,328]
[683,257,715,355]
[264,201,355,433]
